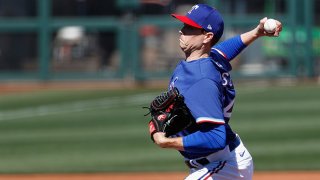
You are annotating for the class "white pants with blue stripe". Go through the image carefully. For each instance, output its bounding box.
[185,136,253,180]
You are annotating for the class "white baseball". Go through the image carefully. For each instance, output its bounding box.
[264,18,277,33]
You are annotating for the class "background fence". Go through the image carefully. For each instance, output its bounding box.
[0,0,318,82]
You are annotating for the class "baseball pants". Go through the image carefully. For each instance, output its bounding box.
[185,135,253,180]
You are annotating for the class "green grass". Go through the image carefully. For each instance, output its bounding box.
[0,84,319,173]
[231,84,320,170]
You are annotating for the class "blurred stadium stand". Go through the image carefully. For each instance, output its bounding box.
[0,0,318,83]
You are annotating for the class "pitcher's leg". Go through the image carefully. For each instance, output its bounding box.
[185,161,227,180]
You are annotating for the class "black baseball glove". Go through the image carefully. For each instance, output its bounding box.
[146,87,195,141]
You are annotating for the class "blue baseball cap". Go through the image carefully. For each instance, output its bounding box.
[171,4,224,42]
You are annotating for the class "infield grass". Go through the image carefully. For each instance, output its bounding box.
[0,84,319,173]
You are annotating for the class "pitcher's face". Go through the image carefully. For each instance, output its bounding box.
[179,24,205,53]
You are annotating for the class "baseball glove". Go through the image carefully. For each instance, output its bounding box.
[146,87,195,141]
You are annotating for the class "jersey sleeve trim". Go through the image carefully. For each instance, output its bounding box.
[196,117,225,124]
[211,48,228,60]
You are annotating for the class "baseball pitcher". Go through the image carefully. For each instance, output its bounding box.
[146,4,282,180]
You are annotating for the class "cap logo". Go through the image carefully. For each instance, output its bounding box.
[188,5,199,14]
[207,24,212,30]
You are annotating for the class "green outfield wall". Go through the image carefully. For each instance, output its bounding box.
[0,0,317,81]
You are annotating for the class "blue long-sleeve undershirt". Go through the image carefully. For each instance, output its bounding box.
[183,124,226,153]
[211,35,247,61]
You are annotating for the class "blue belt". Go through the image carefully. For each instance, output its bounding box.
[185,136,240,168]
[228,135,240,152]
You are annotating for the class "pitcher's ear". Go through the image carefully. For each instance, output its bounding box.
[203,31,214,44]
